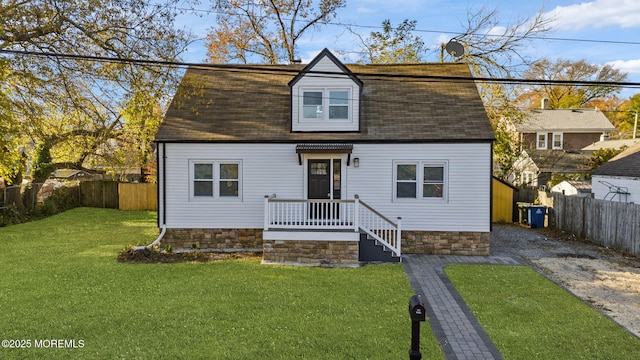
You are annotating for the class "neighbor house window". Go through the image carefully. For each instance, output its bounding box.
[536,132,547,150]
[394,161,447,200]
[552,132,563,150]
[191,160,241,199]
[301,88,351,121]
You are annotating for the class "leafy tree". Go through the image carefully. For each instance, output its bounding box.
[205,0,346,64]
[591,147,623,170]
[0,0,191,186]
[354,19,427,64]
[613,94,640,139]
[517,58,628,109]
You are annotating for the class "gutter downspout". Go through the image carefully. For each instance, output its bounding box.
[135,142,168,251]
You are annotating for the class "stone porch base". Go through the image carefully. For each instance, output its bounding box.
[262,240,359,268]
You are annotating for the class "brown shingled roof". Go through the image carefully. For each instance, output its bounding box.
[155,62,494,143]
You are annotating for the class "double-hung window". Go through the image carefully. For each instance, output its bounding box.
[552,132,563,150]
[394,161,447,200]
[536,132,547,149]
[191,160,241,200]
[301,89,350,121]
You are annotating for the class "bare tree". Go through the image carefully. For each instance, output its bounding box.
[206,0,346,64]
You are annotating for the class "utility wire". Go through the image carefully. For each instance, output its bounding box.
[170,5,640,46]
[2,48,640,89]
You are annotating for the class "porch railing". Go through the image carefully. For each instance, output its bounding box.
[264,195,401,257]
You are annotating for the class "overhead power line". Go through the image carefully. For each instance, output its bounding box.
[172,6,640,46]
[2,48,640,89]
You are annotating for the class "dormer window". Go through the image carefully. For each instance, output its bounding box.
[289,49,362,132]
[302,89,350,121]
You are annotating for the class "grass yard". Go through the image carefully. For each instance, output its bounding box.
[0,208,442,359]
[445,264,640,360]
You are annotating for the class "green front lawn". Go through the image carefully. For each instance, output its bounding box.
[0,208,442,359]
[445,264,640,359]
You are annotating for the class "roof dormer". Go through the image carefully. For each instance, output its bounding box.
[289,49,362,132]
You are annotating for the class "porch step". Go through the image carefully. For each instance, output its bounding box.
[358,233,400,263]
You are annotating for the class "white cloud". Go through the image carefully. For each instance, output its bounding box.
[545,0,640,30]
[607,59,640,75]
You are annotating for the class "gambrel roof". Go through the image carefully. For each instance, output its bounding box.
[515,109,614,133]
[155,58,494,143]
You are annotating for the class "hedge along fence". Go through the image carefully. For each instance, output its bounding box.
[552,193,640,256]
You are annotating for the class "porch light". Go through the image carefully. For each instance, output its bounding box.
[353,158,359,167]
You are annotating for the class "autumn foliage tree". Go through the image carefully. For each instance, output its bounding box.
[0,0,191,187]
[517,58,628,109]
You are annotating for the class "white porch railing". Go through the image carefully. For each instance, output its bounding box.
[264,195,401,257]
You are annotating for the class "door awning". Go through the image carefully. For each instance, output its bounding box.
[295,143,353,165]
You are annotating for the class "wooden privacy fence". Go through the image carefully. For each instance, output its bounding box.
[118,183,157,211]
[552,193,640,256]
[79,181,157,211]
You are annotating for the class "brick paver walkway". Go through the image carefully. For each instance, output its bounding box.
[403,254,523,360]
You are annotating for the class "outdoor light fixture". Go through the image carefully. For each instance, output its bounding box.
[353,158,360,167]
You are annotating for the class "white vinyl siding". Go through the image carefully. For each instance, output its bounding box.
[159,142,491,232]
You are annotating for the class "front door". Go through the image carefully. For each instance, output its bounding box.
[307,159,341,219]
[308,159,331,200]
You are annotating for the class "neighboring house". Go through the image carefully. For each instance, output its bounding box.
[591,142,640,203]
[516,100,614,152]
[154,49,495,266]
[550,180,592,197]
[512,149,592,187]
[511,100,613,187]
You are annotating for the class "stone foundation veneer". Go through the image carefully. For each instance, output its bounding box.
[262,240,359,267]
[159,228,490,258]
[402,231,490,256]
[161,228,263,250]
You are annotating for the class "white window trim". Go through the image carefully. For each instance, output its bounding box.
[536,132,547,150]
[299,87,352,122]
[189,160,242,201]
[393,160,448,202]
[552,132,563,150]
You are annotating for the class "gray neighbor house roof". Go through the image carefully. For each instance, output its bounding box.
[592,142,640,177]
[515,109,614,133]
[155,61,494,143]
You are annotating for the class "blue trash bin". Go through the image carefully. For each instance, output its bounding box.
[528,206,546,228]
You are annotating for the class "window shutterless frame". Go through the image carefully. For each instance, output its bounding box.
[189,160,242,201]
[393,160,447,201]
[300,88,351,121]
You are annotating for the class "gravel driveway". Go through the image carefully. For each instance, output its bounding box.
[490,223,640,338]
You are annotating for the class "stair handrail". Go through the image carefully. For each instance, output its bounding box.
[355,195,401,257]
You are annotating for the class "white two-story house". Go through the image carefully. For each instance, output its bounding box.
[153,49,495,266]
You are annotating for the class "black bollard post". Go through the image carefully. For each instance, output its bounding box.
[408,295,426,360]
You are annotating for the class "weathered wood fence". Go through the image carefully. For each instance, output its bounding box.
[552,193,640,256]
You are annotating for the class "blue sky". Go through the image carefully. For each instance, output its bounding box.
[175,0,640,99]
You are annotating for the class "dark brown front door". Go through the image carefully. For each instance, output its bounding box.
[308,159,331,199]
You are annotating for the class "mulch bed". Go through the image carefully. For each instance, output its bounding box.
[117,247,262,264]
